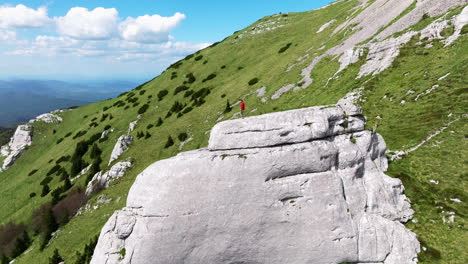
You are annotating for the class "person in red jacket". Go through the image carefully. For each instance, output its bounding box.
[240,99,245,117]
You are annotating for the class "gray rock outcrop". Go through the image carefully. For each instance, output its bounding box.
[91,104,419,264]
[86,160,132,195]
[29,113,63,123]
[1,125,33,171]
[108,135,133,165]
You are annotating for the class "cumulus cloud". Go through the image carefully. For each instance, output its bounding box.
[56,7,119,40]
[0,30,17,42]
[0,4,50,28]
[118,12,186,43]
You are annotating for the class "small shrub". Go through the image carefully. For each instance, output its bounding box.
[47,165,62,176]
[202,73,217,82]
[89,122,98,128]
[72,130,87,139]
[203,60,208,64]
[87,133,102,145]
[91,117,97,122]
[64,132,72,138]
[100,113,109,122]
[422,13,430,20]
[237,66,244,70]
[165,111,172,119]
[29,192,36,198]
[56,155,71,164]
[350,137,357,144]
[157,90,169,101]
[137,104,150,114]
[164,136,174,148]
[184,90,194,98]
[156,118,163,127]
[174,85,189,95]
[171,72,178,80]
[89,144,102,159]
[40,177,53,186]
[28,169,38,176]
[147,124,154,129]
[169,60,183,69]
[136,131,144,139]
[194,55,203,61]
[56,138,64,144]
[182,106,193,114]
[124,105,130,110]
[102,106,110,112]
[221,65,226,69]
[248,78,259,86]
[278,42,292,53]
[49,249,64,264]
[139,90,146,95]
[52,129,56,134]
[104,125,111,130]
[178,132,188,141]
[221,94,226,98]
[145,132,151,139]
[170,101,184,113]
[185,73,196,84]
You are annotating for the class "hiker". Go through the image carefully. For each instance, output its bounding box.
[240,99,245,117]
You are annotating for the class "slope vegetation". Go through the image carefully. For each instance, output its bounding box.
[0,0,466,263]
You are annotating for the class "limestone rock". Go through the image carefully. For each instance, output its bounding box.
[108,135,133,165]
[86,161,132,195]
[2,125,33,170]
[91,104,419,264]
[317,19,336,33]
[445,5,468,46]
[209,105,364,150]
[29,113,63,123]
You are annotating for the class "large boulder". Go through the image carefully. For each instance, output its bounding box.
[1,125,33,170]
[91,105,419,264]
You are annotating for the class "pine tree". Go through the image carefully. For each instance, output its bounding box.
[156,117,163,127]
[89,144,102,159]
[62,177,72,192]
[164,136,174,148]
[49,249,64,264]
[41,184,50,197]
[40,208,58,251]
[0,254,9,264]
[12,230,31,258]
[224,99,232,113]
[145,132,151,139]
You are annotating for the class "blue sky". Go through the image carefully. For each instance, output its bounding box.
[0,0,334,82]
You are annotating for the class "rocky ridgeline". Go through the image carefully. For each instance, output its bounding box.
[0,125,33,171]
[91,100,420,264]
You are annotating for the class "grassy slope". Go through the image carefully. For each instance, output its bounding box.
[0,1,465,263]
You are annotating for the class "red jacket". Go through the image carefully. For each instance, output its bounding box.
[240,101,245,110]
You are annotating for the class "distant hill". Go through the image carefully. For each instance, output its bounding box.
[0,79,141,126]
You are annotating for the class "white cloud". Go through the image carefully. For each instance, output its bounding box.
[0,30,17,42]
[118,12,186,43]
[0,4,50,28]
[56,7,119,40]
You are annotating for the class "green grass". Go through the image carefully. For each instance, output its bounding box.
[0,1,466,263]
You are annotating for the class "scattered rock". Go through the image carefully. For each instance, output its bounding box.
[316,19,336,33]
[86,160,133,195]
[178,137,193,151]
[429,179,440,184]
[450,198,462,203]
[438,73,451,81]
[445,6,468,46]
[109,135,133,165]
[255,86,266,97]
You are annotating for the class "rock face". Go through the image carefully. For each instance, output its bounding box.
[108,135,133,165]
[1,125,33,170]
[86,161,132,195]
[91,104,419,264]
